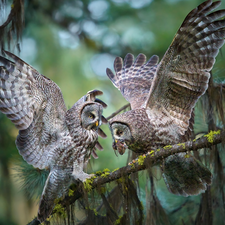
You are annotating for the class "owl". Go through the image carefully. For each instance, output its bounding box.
[0,51,107,222]
[107,0,225,196]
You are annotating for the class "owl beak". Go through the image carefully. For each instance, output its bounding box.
[112,139,127,155]
[87,119,100,130]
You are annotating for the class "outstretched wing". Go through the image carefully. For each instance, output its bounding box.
[145,0,225,135]
[106,53,159,109]
[0,51,67,168]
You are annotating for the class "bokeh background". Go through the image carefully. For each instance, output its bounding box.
[0,0,225,224]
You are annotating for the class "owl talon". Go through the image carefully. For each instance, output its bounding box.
[73,171,95,182]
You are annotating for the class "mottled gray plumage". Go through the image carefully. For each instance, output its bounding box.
[0,51,107,222]
[107,0,225,196]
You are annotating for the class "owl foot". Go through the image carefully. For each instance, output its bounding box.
[72,170,94,182]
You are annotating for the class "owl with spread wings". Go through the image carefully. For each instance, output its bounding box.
[0,51,107,222]
[107,0,225,196]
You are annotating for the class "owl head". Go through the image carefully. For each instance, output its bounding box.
[81,103,103,130]
[109,110,143,155]
[66,90,107,139]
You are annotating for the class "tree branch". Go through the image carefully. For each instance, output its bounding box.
[106,103,130,120]
[27,129,224,224]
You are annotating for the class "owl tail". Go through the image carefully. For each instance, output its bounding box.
[37,169,72,223]
[162,153,212,196]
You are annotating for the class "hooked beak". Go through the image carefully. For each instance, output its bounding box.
[112,139,128,155]
[87,119,101,130]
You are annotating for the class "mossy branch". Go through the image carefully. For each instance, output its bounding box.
[27,129,224,224]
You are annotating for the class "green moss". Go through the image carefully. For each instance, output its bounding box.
[130,163,135,169]
[101,172,110,178]
[54,203,66,218]
[115,216,123,225]
[83,177,95,192]
[163,145,172,150]
[177,143,185,149]
[149,150,155,156]
[54,197,62,205]
[112,168,119,173]
[93,208,98,216]
[68,188,74,197]
[103,168,111,173]
[112,168,120,173]
[95,171,103,176]
[117,177,125,184]
[138,155,146,166]
[204,130,220,143]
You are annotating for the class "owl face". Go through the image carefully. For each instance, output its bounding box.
[110,122,132,155]
[81,103,103,130]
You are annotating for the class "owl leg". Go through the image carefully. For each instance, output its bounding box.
[162,153,212,196]
[37,168,72,223]
[72,156,94,182]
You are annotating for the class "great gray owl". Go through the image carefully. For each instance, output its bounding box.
[0,51,107,222]
[107,0,225,196]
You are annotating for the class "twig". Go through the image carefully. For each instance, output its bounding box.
[27,129,224,224]
[106,103,130,120]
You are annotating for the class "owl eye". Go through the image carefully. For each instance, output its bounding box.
[89,113,95,120]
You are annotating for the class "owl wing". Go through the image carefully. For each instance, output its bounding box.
[106,53,159,109]
[0,51,67,168]
[145,0,225,135]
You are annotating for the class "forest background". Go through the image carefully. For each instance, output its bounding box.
[0,0,225,224]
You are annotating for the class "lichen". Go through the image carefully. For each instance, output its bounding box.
[115,216,123,225]
[163,145,172,150]
[131,163,135,169]
[117,177,125,184]
[93,208,98,216]
[54,203,66,218]
[101,172,110,178]
[83,177,95,192]
[95,171,103,176]
[112,168,119,173]
[149,150,155,156]
[204,130,220,143]
[103,168,110,173]
[68,188,74,197]
[138,155,146,166]
[54,197,62,205]
[177,143,185,149]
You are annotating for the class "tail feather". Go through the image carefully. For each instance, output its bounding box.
[37,169,72,223]
[162,153,212,196]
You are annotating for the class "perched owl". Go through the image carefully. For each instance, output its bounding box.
[107,0,225,196]
[0,51,107,222]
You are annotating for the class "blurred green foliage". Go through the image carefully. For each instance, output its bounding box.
[0,0,225,224]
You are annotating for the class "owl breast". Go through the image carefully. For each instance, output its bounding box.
[48,128,98,168]
[125,108,181,153]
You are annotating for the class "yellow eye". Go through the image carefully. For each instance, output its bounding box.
[89,114,95,119]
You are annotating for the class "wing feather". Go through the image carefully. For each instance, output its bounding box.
[145,0,225,135]
[106,54,159,109]
[0,51,67,168]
